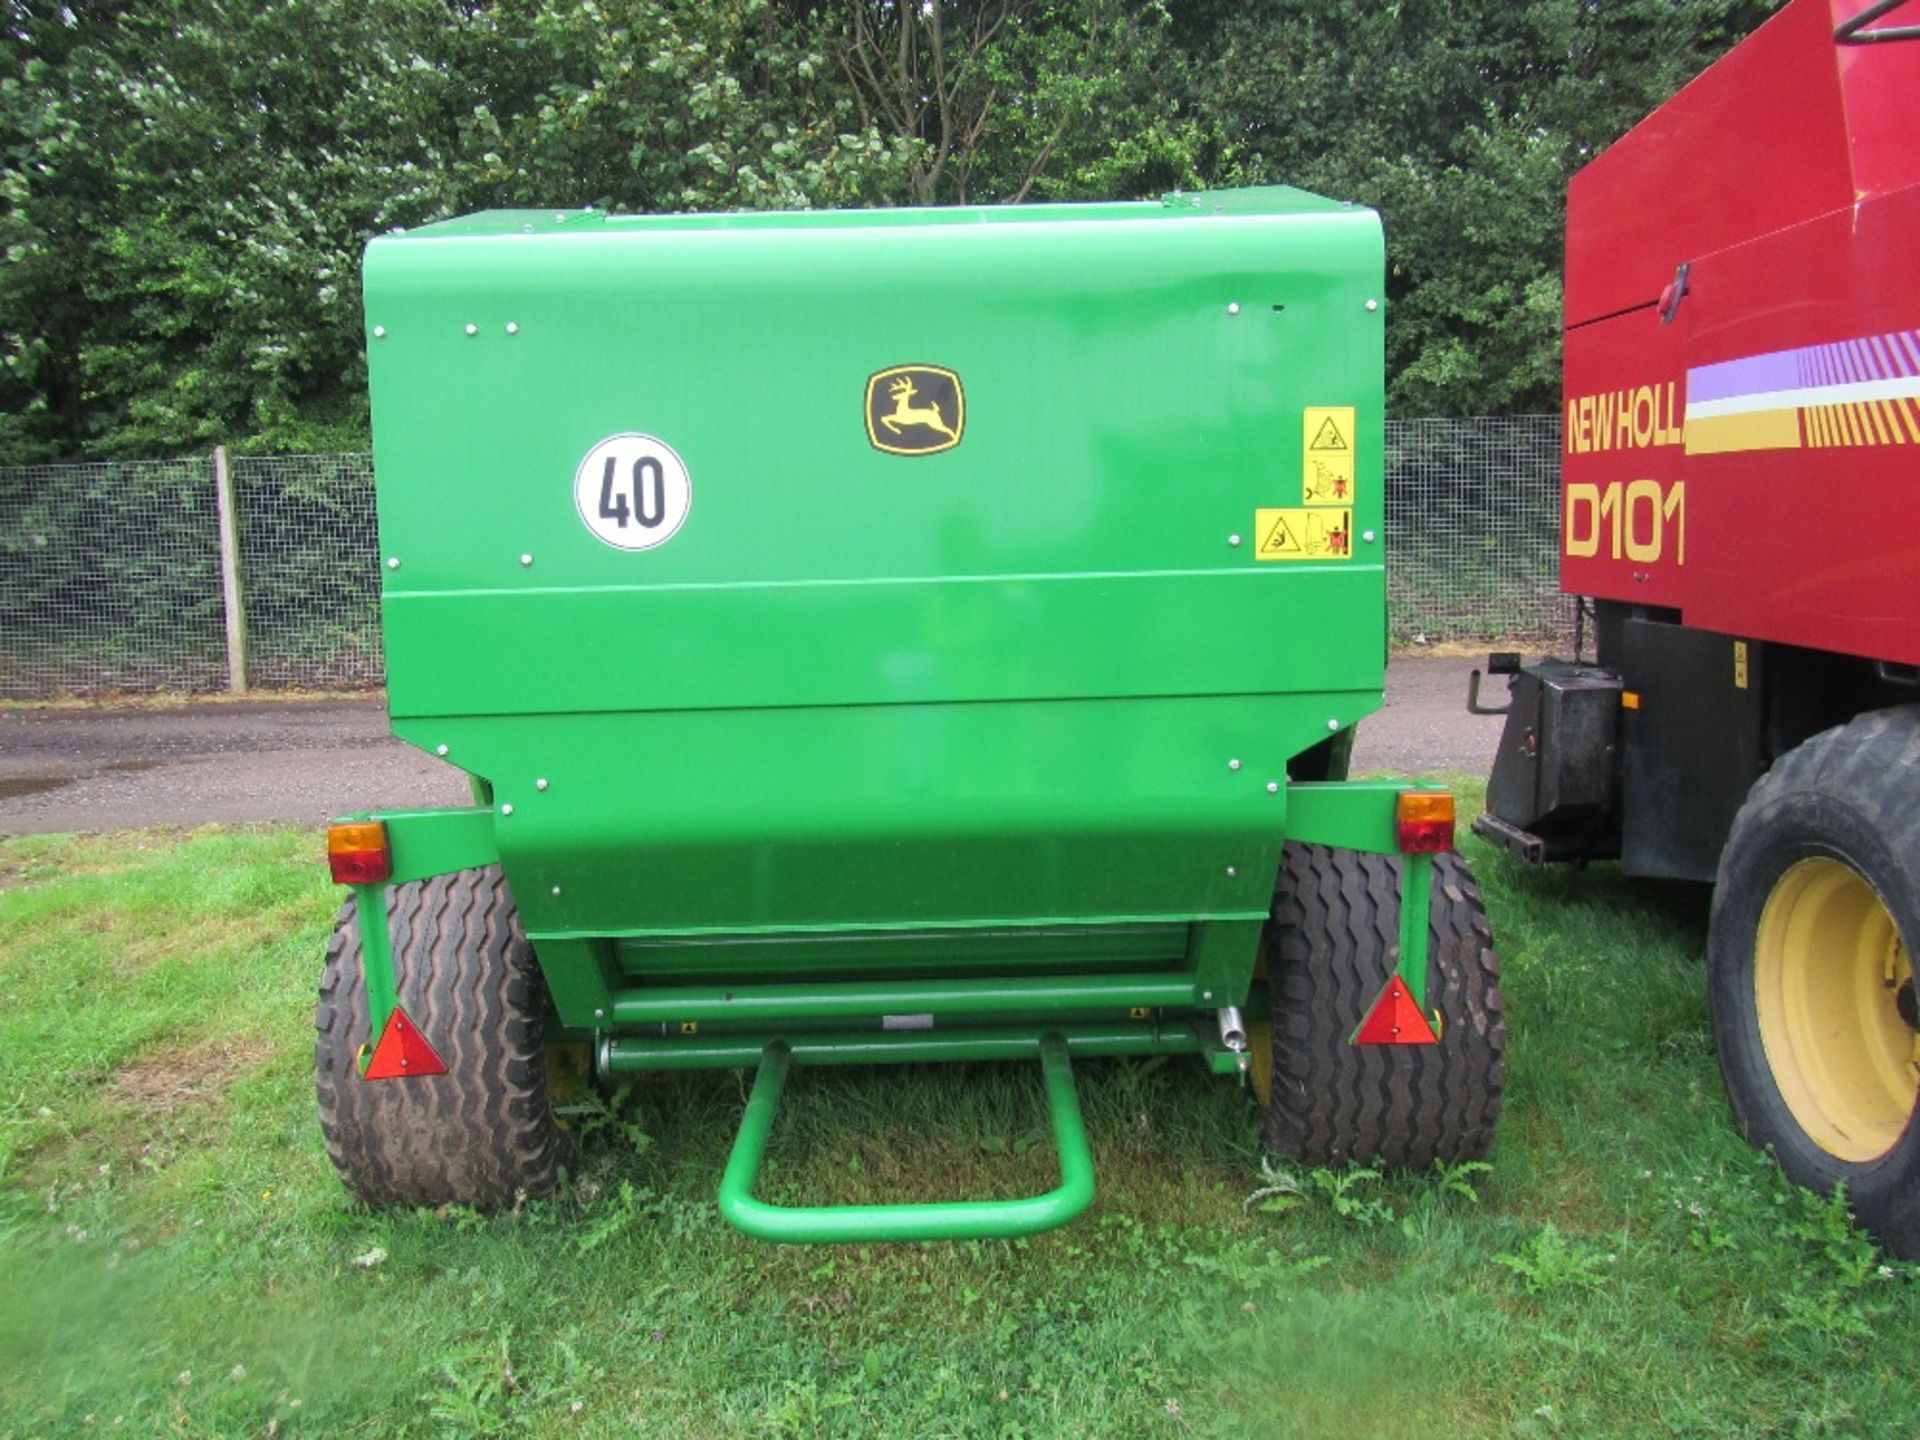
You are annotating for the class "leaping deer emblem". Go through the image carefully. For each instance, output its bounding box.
[880,375,957,441]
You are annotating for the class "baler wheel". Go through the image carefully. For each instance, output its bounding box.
[1709,706,1920,1259]
[1259,843,1505,1167]
[316,866,572,1208]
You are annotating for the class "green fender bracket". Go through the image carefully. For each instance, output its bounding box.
[1285,778,1440,1011]
[345,806,500,1069]
[718,1033,1096,1244]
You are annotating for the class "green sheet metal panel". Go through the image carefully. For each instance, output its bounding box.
[363,188,1386,939]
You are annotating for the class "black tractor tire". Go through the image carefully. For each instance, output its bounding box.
[1261,843,1505,1167]
[1708,707,1920,1258]
[315,866,571,1208]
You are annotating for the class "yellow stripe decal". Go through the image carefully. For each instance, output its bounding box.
[1683,408,1804,455]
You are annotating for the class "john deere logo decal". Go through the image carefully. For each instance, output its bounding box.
[866,365,965,456]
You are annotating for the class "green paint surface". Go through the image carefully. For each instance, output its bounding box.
[364,187,1386,951]
[360,187,1411,1177]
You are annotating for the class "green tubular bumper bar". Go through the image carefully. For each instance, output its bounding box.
[612,974,1198,1026]
[599,1022,1205,1071]
[717,1033,1096,1244]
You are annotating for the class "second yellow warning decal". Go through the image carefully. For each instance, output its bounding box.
[1255,508,1352,560]
[1302,405,1356,505]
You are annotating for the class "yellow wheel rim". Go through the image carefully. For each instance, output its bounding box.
[1248,1017,1273,1108]
[545,1040,595,1124]
[1754,857,1919,1163]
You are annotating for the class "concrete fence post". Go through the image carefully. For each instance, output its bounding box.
[212,445,249,693]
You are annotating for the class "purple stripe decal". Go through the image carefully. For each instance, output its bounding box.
[1689,351,1802,403]
[1688,328,1920,405]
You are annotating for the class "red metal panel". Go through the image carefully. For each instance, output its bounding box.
[1560,305,1690,610]
[1838,3,1920,199]
[1679,186,1920,666]
[1565,0,1850,327]
[1562,0,1920,667]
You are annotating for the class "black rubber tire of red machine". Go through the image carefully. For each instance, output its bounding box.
[1708,707,1920,1259]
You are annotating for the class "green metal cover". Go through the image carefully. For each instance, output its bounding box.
[362,188,1386,945]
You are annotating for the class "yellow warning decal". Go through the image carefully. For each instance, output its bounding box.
[1303,405,1357,505]
[1255,508,1352,561]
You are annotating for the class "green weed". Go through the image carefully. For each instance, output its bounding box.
[1432,1156,1494,1204]
[1493,1220,1616,1295]
[1245,1159,1398,1228]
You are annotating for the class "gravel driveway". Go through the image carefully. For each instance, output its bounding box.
[0,656,1512,835]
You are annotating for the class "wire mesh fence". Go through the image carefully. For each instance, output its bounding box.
[0,418,1571,699]
[0,458,229,696]
[1385,414,1572,646]
[231,453,383,690]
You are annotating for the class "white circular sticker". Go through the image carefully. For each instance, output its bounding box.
[573,432,691,550]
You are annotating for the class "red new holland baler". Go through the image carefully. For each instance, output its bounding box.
[1473,0,1920,1254]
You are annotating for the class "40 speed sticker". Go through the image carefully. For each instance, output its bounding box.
[574,433,691,551]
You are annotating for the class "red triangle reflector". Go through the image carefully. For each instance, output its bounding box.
[1352,975,1440,1046]
[362,1005,449,1080]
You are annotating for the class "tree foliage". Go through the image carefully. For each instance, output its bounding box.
[823,0,1202,204]
[1179,0,1779,415]
[0,0,1782,460]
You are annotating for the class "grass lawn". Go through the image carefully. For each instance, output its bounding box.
[1,807,1915,1437]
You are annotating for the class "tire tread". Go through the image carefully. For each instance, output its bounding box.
[1262,843,1505,1168]
[314,866,569,1208]
[1708,704,1920,1257]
